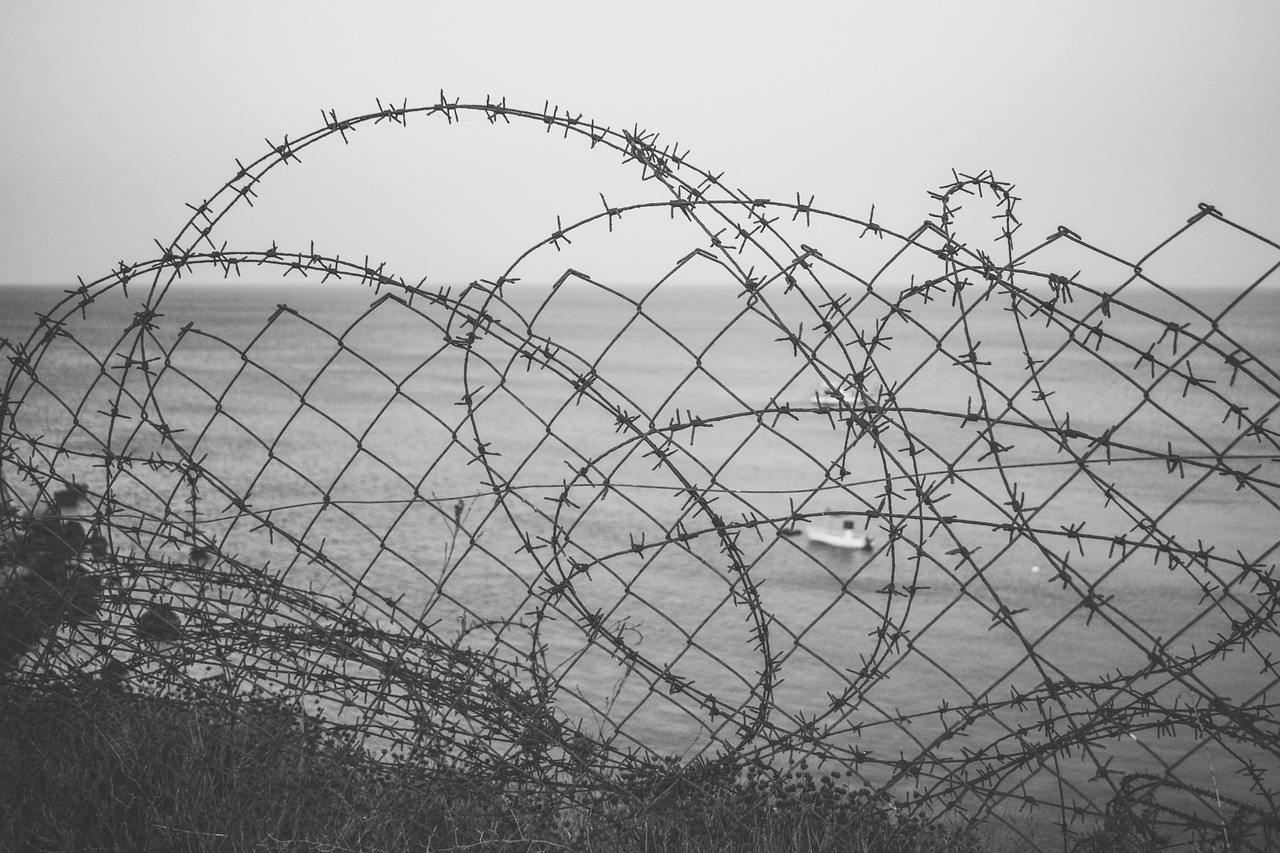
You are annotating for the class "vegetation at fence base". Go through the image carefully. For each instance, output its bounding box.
[0,681,980,853]
[1065,774,1279,853]
[0,486,103,669]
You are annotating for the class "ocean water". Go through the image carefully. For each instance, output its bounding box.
[2,278,1278,819]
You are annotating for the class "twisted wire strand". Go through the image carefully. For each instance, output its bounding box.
[2,97,1278,850]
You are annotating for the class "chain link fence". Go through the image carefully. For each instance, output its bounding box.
[3,97,1278,850]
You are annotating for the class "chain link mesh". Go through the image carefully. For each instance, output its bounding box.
[3,97,1277,850]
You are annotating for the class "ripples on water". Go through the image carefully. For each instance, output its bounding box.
[3,279,1277,814]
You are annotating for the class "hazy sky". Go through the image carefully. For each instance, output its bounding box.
[2,1,1277,288]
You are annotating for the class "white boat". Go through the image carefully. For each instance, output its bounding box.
[805,516,874,549]
[813,385,864,413]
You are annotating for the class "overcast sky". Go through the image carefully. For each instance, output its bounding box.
[2,1,1277,289]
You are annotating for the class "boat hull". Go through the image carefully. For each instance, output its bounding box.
[804,528,873,549]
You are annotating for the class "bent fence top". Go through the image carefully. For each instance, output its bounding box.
[2,97,1278,851]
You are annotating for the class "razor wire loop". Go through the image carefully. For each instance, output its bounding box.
[2,96,1279,851]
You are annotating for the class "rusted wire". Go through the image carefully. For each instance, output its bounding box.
[2,98,1277,851]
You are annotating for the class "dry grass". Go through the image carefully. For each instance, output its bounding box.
[0,681,983,853]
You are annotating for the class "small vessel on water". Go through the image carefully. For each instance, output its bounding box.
[813,384,866,413]
[804,515,874,550]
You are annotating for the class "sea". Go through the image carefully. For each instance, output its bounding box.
[2,278,1278,827]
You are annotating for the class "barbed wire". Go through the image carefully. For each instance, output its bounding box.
[2,95,1278,851]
